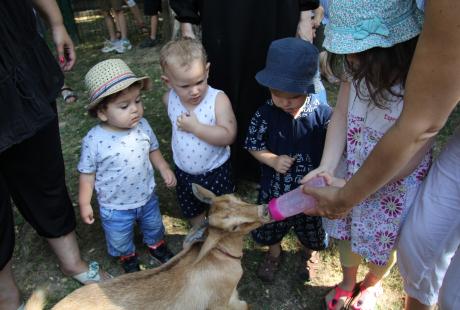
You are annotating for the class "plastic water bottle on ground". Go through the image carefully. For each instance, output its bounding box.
[268,176,326,221]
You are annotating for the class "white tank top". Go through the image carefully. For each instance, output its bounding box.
[167,86,230,175]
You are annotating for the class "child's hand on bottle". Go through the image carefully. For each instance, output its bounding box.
[80,204,95,224]
[273,155,295,174]
[318,171,346,187]
[177,111,199,133]
[161,168,177,188]
[301,165,331,184]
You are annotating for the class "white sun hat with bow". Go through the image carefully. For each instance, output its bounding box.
[323,0,424,54]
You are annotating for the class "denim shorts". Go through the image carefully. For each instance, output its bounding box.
[100,193,165,257]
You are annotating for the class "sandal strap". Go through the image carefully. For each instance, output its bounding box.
[351,284,383,310]
[326,285,354,310]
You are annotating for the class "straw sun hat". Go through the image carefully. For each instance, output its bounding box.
[85,59,151,110]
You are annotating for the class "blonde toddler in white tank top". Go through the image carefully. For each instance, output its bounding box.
[159,38,237,227]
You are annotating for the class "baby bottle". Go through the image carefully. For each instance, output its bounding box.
[268,176,326,221]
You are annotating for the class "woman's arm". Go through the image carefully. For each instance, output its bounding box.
[32,0,76,71]
[303,0,460,218]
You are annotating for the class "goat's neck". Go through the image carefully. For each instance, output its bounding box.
[216,235,244,259]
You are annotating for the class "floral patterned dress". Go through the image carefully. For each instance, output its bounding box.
[324,83,432,265]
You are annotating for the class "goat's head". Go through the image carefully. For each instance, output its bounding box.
[192,184,270,235]
[186,184,272,264]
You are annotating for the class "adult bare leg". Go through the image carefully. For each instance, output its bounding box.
[0,259,21,310]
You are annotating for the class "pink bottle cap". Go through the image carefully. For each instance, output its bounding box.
[268,198,285,221]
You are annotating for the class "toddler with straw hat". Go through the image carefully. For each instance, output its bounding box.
[78,59,176,273]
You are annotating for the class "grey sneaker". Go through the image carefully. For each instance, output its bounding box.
[101,40,119,53]
[114,39,132,54]
[139,37,158,48]
[121,39,132,50]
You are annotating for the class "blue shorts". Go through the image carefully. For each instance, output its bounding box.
[100,193,165,257]
[175,160,235,218]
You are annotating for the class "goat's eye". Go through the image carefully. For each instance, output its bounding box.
[231,225,238,231]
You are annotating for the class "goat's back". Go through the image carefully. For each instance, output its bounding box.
[50,244,242,309]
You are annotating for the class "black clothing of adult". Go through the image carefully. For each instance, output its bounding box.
[170,0,320,181]
[0,0,75,270]
[0,0,64,153]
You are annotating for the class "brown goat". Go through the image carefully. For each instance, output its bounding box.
[25,184,271,310]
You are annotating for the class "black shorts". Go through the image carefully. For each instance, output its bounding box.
[0,112,76,269]
[175,160,235,219]
[144,0,162,16]
[251,214,327,251]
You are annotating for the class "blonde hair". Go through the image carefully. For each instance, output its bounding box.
[159,37,208,73]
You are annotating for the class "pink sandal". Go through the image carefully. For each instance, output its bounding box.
[350,283,383,310]
[325,285,354,310]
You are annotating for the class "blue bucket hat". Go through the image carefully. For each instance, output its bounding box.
[324,0,424,54]
[255,38,318,94]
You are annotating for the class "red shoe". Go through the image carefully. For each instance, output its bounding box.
[325,284,354,310]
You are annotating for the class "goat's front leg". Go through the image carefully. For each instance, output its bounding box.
[227,288,247,310]
[208,288,247,310]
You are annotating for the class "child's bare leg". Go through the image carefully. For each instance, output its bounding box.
[190,213,206,227]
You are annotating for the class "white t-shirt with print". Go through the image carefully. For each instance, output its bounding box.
[78,118,158,210]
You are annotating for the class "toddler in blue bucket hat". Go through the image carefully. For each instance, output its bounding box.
[301,0,433,309]
[244,38,332,283]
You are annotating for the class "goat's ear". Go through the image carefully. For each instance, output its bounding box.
[183,221,208,248]
[193,227,225,264]
[192,183,216,204]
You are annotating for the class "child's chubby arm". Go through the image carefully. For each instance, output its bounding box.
[249,150,295,175]
[149,149,177,188]
[162,91,169,109]
[79,173,96,224]
[177,92,237,146]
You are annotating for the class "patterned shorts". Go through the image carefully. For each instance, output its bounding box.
[175,160,235,218]
[251,214,327,250]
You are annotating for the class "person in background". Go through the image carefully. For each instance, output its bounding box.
[139,0,162,48]
[0,1,110,309]
[302,0,432,308]
[169,0,321,181]
[303,0,460,308]
[99,0,132,54]
[244,38,331,283]
[159,38,237,228]
[124,0,148,35]
[79,59,176,273]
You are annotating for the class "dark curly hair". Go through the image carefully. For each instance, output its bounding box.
[328,36,419,109]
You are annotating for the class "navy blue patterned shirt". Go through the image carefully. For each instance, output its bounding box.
[244,97,332,204]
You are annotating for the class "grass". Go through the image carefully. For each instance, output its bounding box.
[12,22,460,309]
